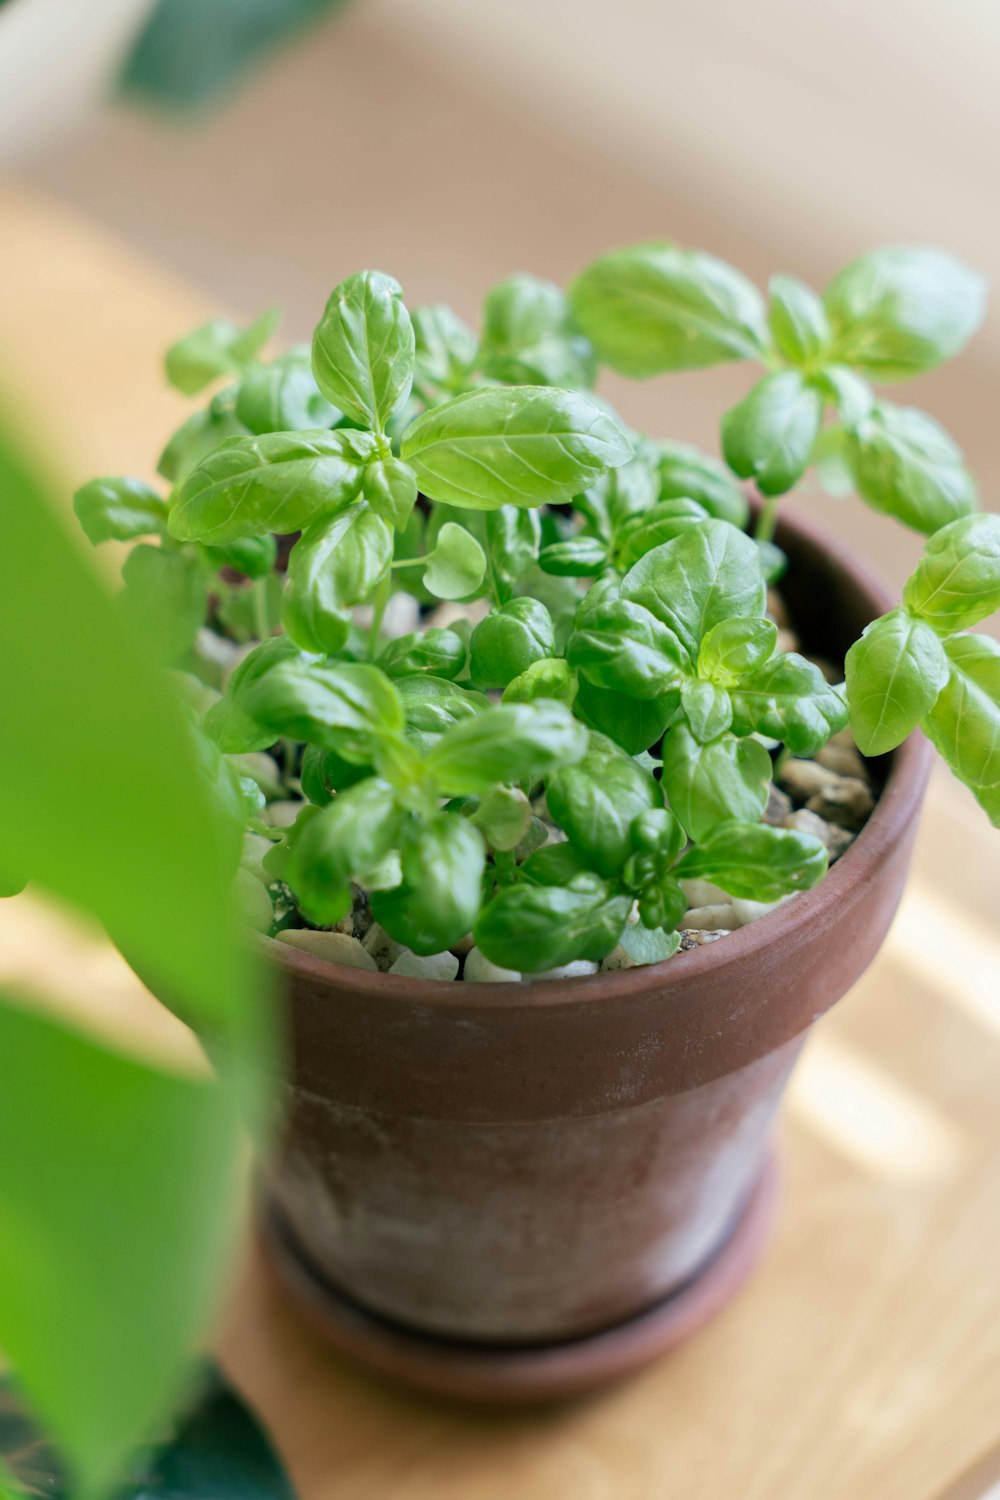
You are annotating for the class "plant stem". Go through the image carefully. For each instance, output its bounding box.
[367,575,391,659]
[755,494,780,546]
[252,577,271,640]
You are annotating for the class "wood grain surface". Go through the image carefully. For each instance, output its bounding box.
[1,182,998,1500]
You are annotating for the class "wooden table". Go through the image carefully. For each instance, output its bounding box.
[2,182,999,1500]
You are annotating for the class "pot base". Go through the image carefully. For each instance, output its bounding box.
[259,1152,779,1403]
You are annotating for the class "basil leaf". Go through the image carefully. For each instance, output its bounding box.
[656,441,749,527]
[300,743,371,804]
[614,498,709,572]
[845,608,949,756]
[637,874,689,932]
[475,878,629,972]
[567,589,686,700]
[282,502,392,655]
[73,477,168,544]
[903,512,1000,635]
[411,303,478,397]
[422,521,487,600]
[361,456,418,531]
[118,544,207,664]
[471,785,533,852]
[289,778,403,926]
[619,925,682,964]
[245,659,403,759]
[235,355,338,435]
[698,617,777,685]
[680,679,734,743]
[538,536,608,576]
[768,274,831,365]
[484,506,541,601]
[165,309,278,395]
[621,518,766,665]
[824,247,986,380]
[311,270,415,431]
[169,429,373,544]
[479,274,596,388]
[400,386,632,511]
[573,677,676,755]
[570,243,768,375]
[396,674,490,756]
[200,533,277,580]
[520,842,593,885]
[502,657,578,706]
[425,701,587,795]
[379,628,466,681]
[158,402,248,486]
[722,371,823,496]
[661,724,771,840]
[582,454,660,536]
[844,404,977,535]
[923,634,1000,826]
[729,653,848,756]
[677,818,828,900]
[204,635,309,753]
[546,734,662,876]
[469,598,555,689]
[372,814,486,953]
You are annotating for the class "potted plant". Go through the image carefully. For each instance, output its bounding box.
[74,244,1000,1400]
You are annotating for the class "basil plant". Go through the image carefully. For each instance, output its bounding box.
[74,248,1000,974]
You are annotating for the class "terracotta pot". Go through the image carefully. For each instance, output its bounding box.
[259,505,932,1399]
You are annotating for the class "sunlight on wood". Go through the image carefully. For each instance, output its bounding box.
[885,883,1000,1043]
[787,1033,966,1180]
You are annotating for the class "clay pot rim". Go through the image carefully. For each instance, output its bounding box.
[265,504,933,1015]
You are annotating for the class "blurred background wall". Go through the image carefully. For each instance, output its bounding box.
[3,0,998,590]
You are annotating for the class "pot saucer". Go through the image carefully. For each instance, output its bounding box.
[258,1152,779,1403]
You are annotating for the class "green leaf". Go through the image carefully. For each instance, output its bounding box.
[400,386,632,511]
[371,815,486,953]
[679,678,734,743]
[580,454,660,537]
[567,587,686,700]
[573,677,676,755]
[479,275,596,388]
[824,246,986,380]
[661,724,771,840]
[361,457,418,531]
[475,878,629,972]
[165,310,279,395]
[546,734,662,876]
[282,502,392,654]
[411,304,478,397]
[722,371,823,497]
[655,441,750,527]
[676,818,828,900]
[396,675,490,756]
[923,633,1000,825]
[245,659,403,759]
[470,785,533,851]
[235,355,338,435]
[289,778,403,926]
[502,657,578,707]
[537,536,608,576]
[73,477,168,545]
[845,608,949,755]
[199,533,277,580]
[637,874,688,933]
[614,498,709,572]
[484,506,541,601]
[902,512,1000,635]
[158,403,248,486]
[844,404,977,535]
[311,270,414,432]
[569,243,768,376]
[469,598,555,689]
[379,628,466,681]
[425,701,588,795]
[204,636,307,753]
[618,924,682,964]
[698,616,777,685]
[422,521,487,600]
[621,518,766,665]
[729,653,848,756]
[169,429,373,544]
[768,274,831,365]
[119,544,208,664]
